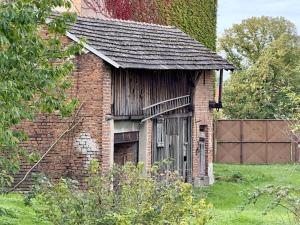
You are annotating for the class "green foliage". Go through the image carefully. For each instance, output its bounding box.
[220,16,300,119]
[98,0,217,50]
[88,0,217,50]
[0,193,51,225]
[0,0,82,191]
[219,16,297,69]
[279,90,300,138]
[29,162,212,225]
[0,206,17,218]
[2,165,300,225]
[215,171,245,183]
[157,0,217,50]
[200,164,300,225]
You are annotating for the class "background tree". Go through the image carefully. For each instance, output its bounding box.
[220,16,300,119]
[219,16,297,70]
[0,0,81,191]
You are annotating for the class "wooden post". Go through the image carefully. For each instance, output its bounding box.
[266,120,268,164]
[240,120,243,164]
[213,120,216,162]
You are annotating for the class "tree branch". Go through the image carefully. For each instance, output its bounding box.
[9,103,85,192]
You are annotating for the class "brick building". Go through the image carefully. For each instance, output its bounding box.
[15,15,234,190]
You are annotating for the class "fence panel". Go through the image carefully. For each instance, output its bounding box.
[216,143,240,163]
[215,120,299,164]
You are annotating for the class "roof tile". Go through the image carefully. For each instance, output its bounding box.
[69,16,235,70]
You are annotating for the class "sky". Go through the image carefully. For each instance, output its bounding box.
[217,0,300,79]
[217,0,300,37]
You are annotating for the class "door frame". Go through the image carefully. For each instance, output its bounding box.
[152,113,192,182]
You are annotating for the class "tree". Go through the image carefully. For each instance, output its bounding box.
[0,0,82,191]
[219,16,297,69]
[220,17,300,119]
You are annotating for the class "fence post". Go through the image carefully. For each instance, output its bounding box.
[240,120,243,164]
[266,121,268,164]
[213,120,216,162]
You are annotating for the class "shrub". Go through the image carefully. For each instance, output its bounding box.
[28,161,212,225]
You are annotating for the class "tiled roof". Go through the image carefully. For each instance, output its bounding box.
[69,16,235,70]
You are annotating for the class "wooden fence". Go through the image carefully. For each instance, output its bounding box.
[214,120,299,164]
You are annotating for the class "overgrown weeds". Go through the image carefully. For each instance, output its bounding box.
[25,160,212,225]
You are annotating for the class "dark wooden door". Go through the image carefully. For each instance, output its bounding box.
[114,142,138,165]
[152,115,192,182]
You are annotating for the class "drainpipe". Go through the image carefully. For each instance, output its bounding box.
[209,69,223,110]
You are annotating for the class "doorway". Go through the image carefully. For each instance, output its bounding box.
[152,115,192,182]
[114,131,139,165]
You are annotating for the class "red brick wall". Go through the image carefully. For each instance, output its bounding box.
[14,52,113,191]
[100,64,113,172]
[13,47,215,190]
[192,70,214,183]
[145,120,153,173]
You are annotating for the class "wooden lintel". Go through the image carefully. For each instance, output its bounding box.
[113,115,144,121]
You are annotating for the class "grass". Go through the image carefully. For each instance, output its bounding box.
[0,164,299,224]
[198,164,300,225]
[0,193,50,225]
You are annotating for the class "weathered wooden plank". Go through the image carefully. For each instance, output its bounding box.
[111,68,193,116]
[152,115,192,181]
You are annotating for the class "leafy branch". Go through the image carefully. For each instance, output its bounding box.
[0,0,82,190]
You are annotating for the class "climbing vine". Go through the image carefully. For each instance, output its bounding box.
[82,0,217,50]
[160,0,218,50]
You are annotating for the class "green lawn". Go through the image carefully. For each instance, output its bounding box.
[0,193,51,225]
[199,164,300,225]
[0,164,299,225]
